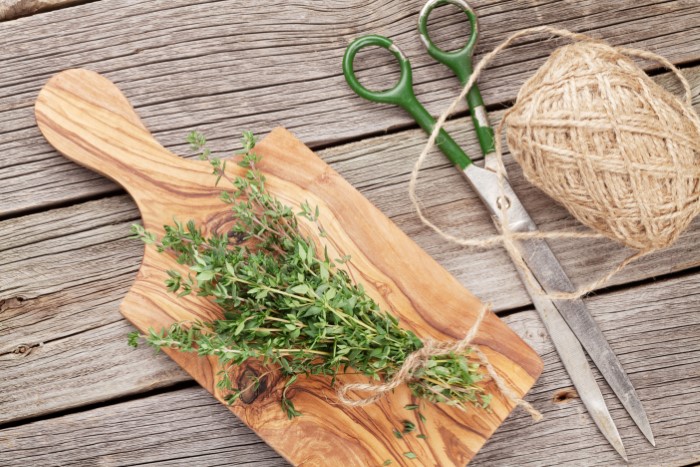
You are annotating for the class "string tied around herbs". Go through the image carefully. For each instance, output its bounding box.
[409,26,700,302]
[337,304,543,421]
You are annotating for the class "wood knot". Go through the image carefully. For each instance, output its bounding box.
[316,167,334,185]
[369,281,392,298]
[0,296,27,313]
[237,367,268,404]
[552,388,578,404]
[228,231,246,245]
[6,343,39,359]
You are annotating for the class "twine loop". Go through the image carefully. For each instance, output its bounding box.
[337,26,700,420]
[409,26,700,300]
[337,26,699,422]
[337,305,542,420]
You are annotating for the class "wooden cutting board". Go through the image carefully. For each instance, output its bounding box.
[35,69,543,466]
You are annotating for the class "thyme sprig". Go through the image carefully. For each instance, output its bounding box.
[129,132,489,418]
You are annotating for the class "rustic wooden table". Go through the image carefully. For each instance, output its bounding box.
[1,1,699,465]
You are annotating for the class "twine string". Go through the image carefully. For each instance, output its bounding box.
[409,26,698,301]
[336,26,698,420]
[337,304,542,420]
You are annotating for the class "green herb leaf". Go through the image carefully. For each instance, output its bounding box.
[196,270,215,282]
[290,284,309,295]
[127,331,140,348]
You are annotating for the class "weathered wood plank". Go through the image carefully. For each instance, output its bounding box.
[0,318,190,424]
[474,275,700,466]
[1,271,698,466]
[0,0,85,21]
[1,0,699,215]
[0,195,190,423]
[0,386,287,466]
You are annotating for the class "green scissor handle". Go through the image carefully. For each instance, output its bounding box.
[342,34,472,169]
[418,0,495,156]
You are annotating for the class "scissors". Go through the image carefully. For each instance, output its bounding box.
[342,0,654,459]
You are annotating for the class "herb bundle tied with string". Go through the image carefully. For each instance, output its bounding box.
[128,132,491,418]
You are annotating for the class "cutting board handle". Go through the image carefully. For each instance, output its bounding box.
[34,69,201,203]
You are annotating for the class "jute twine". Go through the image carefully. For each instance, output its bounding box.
[409,26,700,300]
[335,27,700,419]
[337,304,542,420]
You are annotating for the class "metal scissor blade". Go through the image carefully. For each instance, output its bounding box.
[518,237,655,447]
[517,265,628,461]
[462,163,654,446]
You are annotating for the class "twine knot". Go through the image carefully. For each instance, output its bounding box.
[337,305,542,420]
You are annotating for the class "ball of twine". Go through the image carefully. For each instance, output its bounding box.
[409,26,700,300]
[507,40,700,252]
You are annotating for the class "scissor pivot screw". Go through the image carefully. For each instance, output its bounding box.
[496,195,511,210]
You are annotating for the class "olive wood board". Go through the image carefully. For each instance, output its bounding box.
[34,68,543,466]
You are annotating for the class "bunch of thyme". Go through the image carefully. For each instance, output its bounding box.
[129,132,490,418]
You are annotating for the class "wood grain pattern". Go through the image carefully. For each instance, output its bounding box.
[2,269,699,466]
[2,0,699,216]
[34,68,542,465]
